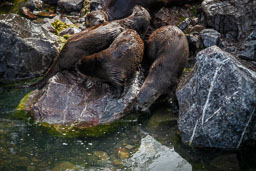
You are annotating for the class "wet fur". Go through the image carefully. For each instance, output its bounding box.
[137,25,189,111]
[77,29,144,92]
[29,6,150,89]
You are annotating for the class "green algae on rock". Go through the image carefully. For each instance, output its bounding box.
[0,0,28,15]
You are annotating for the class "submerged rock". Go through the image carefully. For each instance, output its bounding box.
[202,0,256,38]
[125,135,192,171]
[177,46,256,149]
[25,70,143,130]
[239,29,256,61]
[0,14,58,81]
[200,28,221,47]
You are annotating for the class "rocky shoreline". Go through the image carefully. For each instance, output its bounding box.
[0,0,255,149]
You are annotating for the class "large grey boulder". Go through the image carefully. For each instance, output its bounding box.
[125,135,192,171]
[200,28,221,48]
[177,46,256,149]
[202,0,256,38]
[239,28,256,61]
[57,0,84,12]
[0,14,58,81]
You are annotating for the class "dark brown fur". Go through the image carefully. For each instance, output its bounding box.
[29,6,150,89]
[77,29,144,92]
[136,25,189,111]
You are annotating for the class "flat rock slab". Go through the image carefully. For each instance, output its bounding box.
[28,70,143,128]
[177,46,256,149]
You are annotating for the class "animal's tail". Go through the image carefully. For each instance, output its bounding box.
[29,65,60,89]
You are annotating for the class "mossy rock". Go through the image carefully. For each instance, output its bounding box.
[39,121,131,138]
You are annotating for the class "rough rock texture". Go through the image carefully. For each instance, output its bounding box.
[153,7,190,29]
[200,28,221,47]
[125,135,192,171]
[0,14,58,81]
[177,46,256,149]
[27,70,143,128]
[202,0,256,38]
[239,28,256,61]
[57,0,84,12]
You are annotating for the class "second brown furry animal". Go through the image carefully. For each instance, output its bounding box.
[136,25,189,111]
[77,29,144,93]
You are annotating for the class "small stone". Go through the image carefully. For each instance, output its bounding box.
[19,157,28,161]
[118,148,130,160]
[112,159,123,166]
[178,18,191,31]
[51,161,76,171]
[93,151,109,161]
[27,166,36,171]
[125,145,134,150]
[239,29,256,61]
[200,28,221,47]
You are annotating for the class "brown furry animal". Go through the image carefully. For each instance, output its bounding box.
[85,0,199,27]
[77,29,144,93]
[136,25,189,111]
[29,5,150,89]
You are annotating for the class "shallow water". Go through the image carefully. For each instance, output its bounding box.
[1,87,256,171]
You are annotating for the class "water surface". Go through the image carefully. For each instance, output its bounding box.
[0,87,256,170]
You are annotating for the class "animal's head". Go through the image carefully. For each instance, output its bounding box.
[85,10,108,27]
[136,86,159,112]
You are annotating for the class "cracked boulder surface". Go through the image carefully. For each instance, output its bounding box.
[177,46,256,149]
[0,13,58,81]
[202,0,256,38]
[25,70,144,129]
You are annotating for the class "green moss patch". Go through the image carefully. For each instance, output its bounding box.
[38,121,130,138]
[0,0,28,14]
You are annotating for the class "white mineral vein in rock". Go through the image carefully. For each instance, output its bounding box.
[79,103,87,121]
[189,119,199,145]
[236,107,255,149]
[201,66,222,125]
[63,85,74,124]
[205,107,222,123]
